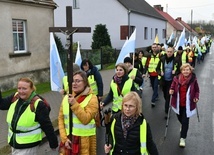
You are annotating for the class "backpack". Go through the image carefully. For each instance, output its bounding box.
[11,93,51,112]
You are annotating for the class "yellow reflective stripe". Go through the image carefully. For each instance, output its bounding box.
[16,128,42,137]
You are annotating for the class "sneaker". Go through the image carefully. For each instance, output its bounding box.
[151,102,155,108]
[179,138,185,147]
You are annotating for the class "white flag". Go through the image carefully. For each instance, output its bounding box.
[175,28,185,50]
[50,33,65,92]
[75,41,82,66]
[116,28,136,65]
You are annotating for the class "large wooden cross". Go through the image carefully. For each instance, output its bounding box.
[49,6,91,141]
[49,6,91,93]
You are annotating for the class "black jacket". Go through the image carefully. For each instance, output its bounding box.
[107,112,159,155]
[0,92,58,149]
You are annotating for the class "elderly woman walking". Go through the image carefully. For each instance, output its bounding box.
[169,63,200,148]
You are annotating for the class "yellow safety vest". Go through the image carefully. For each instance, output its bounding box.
[110,79,132,112]
[148,55,160,73]
[110,118,148,155]
[128,68,139,90]
[141,57,147,68]
[62,94,96,136]
[174,51,187,65]
[62,76,69,94]
[7,97,42,144]
[88,75,98,95]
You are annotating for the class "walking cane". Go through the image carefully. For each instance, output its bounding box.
[164,95,172,140]
[196,104,200,122]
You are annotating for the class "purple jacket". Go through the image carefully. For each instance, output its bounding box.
[170,73,199,112]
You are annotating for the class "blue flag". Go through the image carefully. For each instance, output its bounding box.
[116,28,136,65]
[50,33,65,92]
[75,41,82,66]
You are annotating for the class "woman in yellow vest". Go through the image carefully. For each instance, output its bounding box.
[104,91,158,155]
[80,59,103,101]
[0,77,58,155]
[58,70,98,155]
[100,63,136,114]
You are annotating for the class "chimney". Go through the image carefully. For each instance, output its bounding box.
[154,5,163,11]
[176,17,182,21]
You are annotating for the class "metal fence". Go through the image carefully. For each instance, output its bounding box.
[59,48,120,72]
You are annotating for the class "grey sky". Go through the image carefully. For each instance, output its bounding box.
[146,0,214,22]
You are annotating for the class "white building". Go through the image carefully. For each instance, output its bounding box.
[54,0,167,50]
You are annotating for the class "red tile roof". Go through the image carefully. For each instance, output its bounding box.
[176,17,197,34]
[155,8,183,31]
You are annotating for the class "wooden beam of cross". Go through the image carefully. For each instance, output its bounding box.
[49,6,91,94]
[49,6,91,140]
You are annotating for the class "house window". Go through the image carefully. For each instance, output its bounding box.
[155,28,158,37]
[12,20,27,53]
[73,0,80,9]
[162,29,166,39]
[144,27,148,40]
[120,25,135,40]
[151,28,153,39]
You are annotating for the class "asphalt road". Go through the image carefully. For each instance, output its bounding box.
[3,45,214,155]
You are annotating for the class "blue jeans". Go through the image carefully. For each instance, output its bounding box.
[150,76,158,102]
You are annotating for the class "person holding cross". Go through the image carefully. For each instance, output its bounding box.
[58,70,99,155]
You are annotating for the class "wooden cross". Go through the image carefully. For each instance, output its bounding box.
[49,6,91,93]
[49,6,91,141]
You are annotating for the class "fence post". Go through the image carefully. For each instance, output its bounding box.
[100,47,103,70]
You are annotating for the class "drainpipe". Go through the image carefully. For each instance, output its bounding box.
[128,10,131,38]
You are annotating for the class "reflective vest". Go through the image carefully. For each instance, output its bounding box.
[88,75,98,95]
[201,45,206,53]
[62,94,96,136]
[63,76,69,94]
[7,97,42,144]
[110,79,132,112]
[148,55,160,75]
[174,51,187,65]
[187,51,194,63]
[128,68,139,90]
[110,118,148,155]
[141,57,147,68]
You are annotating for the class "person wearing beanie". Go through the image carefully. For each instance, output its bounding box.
[174,46,188,75]
[124,57,143,97]
[100,63,136,113]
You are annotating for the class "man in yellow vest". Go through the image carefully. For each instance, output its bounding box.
[143,43,160,107]
[174,46,188,75]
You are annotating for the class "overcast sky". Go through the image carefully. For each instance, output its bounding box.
[146,0,214,23]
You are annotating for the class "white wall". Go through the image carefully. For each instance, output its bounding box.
[54,0,166,49]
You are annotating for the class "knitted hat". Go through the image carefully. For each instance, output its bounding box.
[178,46,183,50]
[123,57,132,64]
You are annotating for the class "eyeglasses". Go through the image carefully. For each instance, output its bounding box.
[72,80,83,84]
[123,104,136,109]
